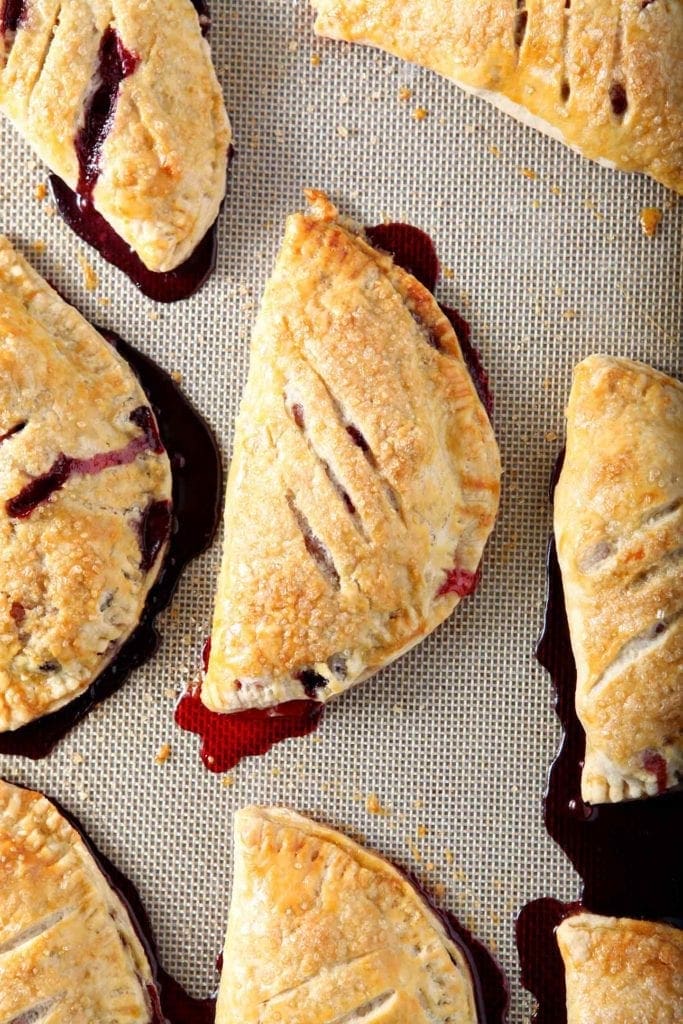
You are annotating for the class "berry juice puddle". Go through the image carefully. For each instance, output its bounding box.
[175,222,495,772]
[516,457,682,1022]
[47,0,222,303]
[0,327,222,760]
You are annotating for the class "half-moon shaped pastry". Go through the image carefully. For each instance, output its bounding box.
[217,806,480,1023]
[0,0,231,273]
[554,355,682,803]
[0,779,156,1022]
[312,0,683,194]
[0,235,172,731]
[557,912,683,1024]
[202,190,501,715]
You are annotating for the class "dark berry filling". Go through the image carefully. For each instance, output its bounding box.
[642,751,668,795]
[296,668,327,697]
[0,0,26,35]
[437,566,481,599]
[6,406,165,520]
[0,421,26,444]
[515,898,579,1024]
[136,499,173,574]
[366,223,439,294]
[75,27,139,201]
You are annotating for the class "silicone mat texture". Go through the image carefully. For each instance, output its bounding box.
[0,2,681,1020]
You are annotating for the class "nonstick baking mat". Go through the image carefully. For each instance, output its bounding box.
[0,2,680,1020]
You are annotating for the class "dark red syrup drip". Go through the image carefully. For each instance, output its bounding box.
[0,0,26,34]
[400,868,509,1024]
[515,898,580,1024]
[3,782,217,1023]
[75,28,140,201]
[49,176,221,304]
[0,328,222,760]
[6,406,164,519]
[365,224,494,416]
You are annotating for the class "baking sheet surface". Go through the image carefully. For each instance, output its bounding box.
[0,2,680,1019]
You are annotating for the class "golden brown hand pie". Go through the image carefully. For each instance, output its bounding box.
[0,235,172,731]
[0,0,231,272]
[216,806,479,1024]
[312,0,683,194]
[202,190,501,715]
[557,912,683,1024]
[0,779,155,1023]
[554,355,683,803]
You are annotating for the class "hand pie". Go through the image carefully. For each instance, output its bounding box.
[217,806,480,1023]
[554,355,682,803]
[557,912,683,1024]
[0,235,172,731]
[312,0,683,194]
[0,779,156,1023]
[0,0,231,273]
[202,190,501,715]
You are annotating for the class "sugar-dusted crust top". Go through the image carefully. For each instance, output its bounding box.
[557,912,683,1024]
[0,0,231,271]
[312,0,683,194]
[554,355,682,803]
[216,806,479,1024]
[0,235,172,731]
[0,779,154,1022]
[202,190,501,713]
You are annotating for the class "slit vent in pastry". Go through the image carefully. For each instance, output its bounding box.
[202,190,501,715]
[557,912,683,1024]
[312,0,683,194]
[0,779,155,1023]
[554,355,683,803]
[0,235,172,731]
[216,806,480,1024]
[0,0,231,272]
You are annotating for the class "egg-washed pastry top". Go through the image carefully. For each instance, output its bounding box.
[557,912,683,1024]
[202,190,501,715]
[554,355,682,804]
[0,778,156,1023]
[216,806,480,1024]
[312,0,683,194]
[0,235,172,732]
[0,0,231,272]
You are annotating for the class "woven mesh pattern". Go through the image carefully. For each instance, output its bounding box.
[1,2,680,1019]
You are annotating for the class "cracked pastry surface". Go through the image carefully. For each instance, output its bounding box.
[0,0,231,272]
[0,779,155,1023]
[554,355,683,803]
[557,913,683,1024]
[0,235,172,732]
[312,0,683,194]
[202,190,501,715]
[216,806,479,1024]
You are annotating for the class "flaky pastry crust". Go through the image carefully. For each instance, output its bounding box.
[557,912,683,1024]
[0,779,154,1023]
[202,190,500,714]
[312,0,683,194]
[0,0,231,272]
[554,355,682,803]
[216,806,479,1024]
[0,235,172,731]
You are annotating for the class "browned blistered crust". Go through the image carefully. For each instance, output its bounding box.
[312,0,683,194]
[0,236,172,731]
[202,191,501,714]
[216,806,478,1024]
[0,779,154,1022]
[0,0,231,271]
[557,913,683,1024]
[555,355,683,803]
